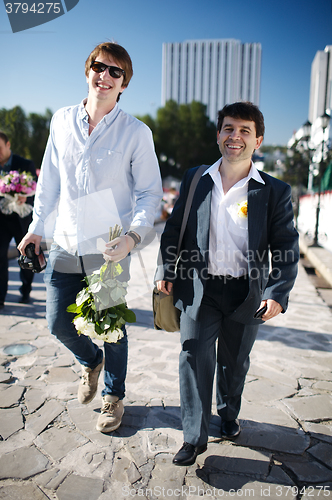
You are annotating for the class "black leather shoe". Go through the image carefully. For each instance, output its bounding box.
[220,419,241,439]
[173,442,207,466]
[19,295,30,304]
[0,301,4,309]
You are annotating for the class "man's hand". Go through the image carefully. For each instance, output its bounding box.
[104,235,135,263]
[156,280,173,295]
[256,299,282,321]
[18,233,42,256]
[17,195,27,205]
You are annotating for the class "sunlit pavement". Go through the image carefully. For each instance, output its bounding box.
[0,225,332,499]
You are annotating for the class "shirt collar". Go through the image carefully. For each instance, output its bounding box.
[79,98,120,125]
[204,158,265,186]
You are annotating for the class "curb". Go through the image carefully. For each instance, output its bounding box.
[299,233,332,287]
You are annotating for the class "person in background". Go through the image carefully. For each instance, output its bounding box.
[0,132,36,308]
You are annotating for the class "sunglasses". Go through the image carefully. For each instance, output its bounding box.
[90,61,125,79]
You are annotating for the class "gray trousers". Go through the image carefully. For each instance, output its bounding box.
[179,274,259,446]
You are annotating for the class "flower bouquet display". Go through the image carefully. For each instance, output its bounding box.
[67,225,136,343]
[0,170,37,217]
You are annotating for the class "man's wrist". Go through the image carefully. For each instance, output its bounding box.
[125,231,141,248]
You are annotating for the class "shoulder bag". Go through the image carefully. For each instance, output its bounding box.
[152,164,209,331]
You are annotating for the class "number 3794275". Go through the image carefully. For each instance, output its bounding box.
[5,3,61,14]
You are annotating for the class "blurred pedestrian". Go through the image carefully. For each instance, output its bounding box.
[0,132,36,308]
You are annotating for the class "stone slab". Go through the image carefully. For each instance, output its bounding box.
[56,473,104,500]
[283,394,332,422]
[35,467,70,490]
[308,443,332,469]
[34,426,89,461]
[0,406,23,440]
[197,443,271,476]
[235,421,310,454]
[302,422,332,444]
[282,458,332,483]
[0,482,49,499]
[243,379,296,404]
[202,474,297,500]
[45,366,79,384]
[0,445,49,479]
[25,388,47,413]
[0,372,12,383]
[148,453,186,496]
[0,385,25,408]
[25,399,64,436]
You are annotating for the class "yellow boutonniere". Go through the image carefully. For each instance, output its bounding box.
[238,200,248,218]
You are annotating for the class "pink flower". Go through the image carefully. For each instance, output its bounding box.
[15,184,22,193]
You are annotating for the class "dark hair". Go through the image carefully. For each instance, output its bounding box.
[217,102,265,138]
[85,42,133,102]
[0,131,9,143]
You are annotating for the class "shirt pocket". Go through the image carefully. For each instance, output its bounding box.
[92,149,122,182]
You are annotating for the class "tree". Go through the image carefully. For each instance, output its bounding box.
[137,100,219,178]
[28,109,52,171]
[0,106,30,158]
[0,106,52,170]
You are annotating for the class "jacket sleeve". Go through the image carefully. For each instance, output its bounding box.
[262,182,299,311]
[154,169,195,283]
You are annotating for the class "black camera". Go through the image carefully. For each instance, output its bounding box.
[18,243,47,273]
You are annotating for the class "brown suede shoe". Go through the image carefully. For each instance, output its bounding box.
[96,395,124,433]
[77,359,104,404]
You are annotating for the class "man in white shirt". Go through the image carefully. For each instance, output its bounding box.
[155,102,299,465]
[19,42,162,433]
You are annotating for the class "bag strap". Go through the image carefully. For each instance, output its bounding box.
[176,164,209,257]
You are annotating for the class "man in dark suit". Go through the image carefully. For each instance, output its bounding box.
[155,102,299,466]
[0,131,36,308]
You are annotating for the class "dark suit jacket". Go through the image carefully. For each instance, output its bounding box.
[155,164,299,326]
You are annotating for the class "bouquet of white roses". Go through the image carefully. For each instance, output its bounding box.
[67,225,136,343]
[0,170,37,217]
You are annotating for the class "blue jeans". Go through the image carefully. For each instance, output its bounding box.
[179,274,259,446]
[44,245,128,399]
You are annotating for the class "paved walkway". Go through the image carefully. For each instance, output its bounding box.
[0,225,332,500]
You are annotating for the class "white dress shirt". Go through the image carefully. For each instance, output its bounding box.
[205,158,265,277]
[29,100,163,255]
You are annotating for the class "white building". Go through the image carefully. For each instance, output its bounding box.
[161,39,262,123]
[309,45,332,126]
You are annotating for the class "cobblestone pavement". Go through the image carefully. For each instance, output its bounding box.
[0,225,332,500]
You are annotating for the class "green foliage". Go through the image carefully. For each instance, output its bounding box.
[0,106,52,170]
[137,100,219,178]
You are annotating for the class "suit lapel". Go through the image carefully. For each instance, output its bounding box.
[194,173,213,254]
[248,178,270,252]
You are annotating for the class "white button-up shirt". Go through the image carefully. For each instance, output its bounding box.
[205,158,265,277]
[29,100,162,255]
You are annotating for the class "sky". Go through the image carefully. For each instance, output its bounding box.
[0,0,331,146]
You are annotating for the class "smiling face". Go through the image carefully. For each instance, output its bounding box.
[87,52,126,109]
[217,116,263,164]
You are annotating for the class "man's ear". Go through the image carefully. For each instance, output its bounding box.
[255,136,263,150]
